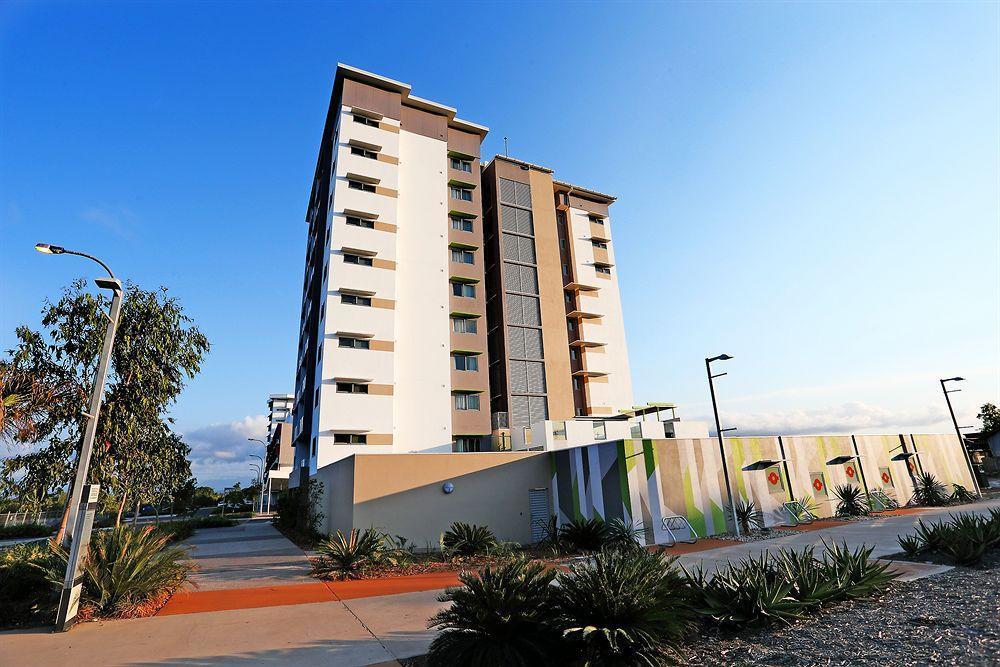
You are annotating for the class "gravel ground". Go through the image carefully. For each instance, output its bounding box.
[682,551,1000,666]
[714,529,803,543]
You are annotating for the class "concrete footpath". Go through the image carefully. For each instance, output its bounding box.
[1,501,998,666]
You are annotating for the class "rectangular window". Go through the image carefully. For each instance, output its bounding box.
[559,238,566,249]
[451,317,478,334]
[449,185,473,201]
[589,216,605,225]
[451,282,475,298]
[552,421,567,440]
[453,393,481,411]
[346,215,375,229]
[452,354,479,372]
[449,157,472,172]
[344,253,373,266]
[595,265,612,275]
[450,249,475,264]
[562,264,569,276]
[568,321,576,332]
[454,436,480,452]
[348,180,376,193]
[591,240,608,249]
[573,378,581,390]
[630,423,642,438]
[450,216,474,232]
[320,303,325,321]
[593,421,607,440]
[314,387,320,406]
[351,146,378,160]
[311,436,317,456]
[338,337,370,349]
[341,294,372,306]
[334,433,367,444]
[352,114,379,127]
[336,382,369,394]
[570,348,578,361]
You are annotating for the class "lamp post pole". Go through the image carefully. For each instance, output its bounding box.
[940,377,982,497]
[35,244,122,632]
[706,354,740,538]
[249,453,264,514]
[249,437,270,513]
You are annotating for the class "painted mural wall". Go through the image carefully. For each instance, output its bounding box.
[549,432,973,543]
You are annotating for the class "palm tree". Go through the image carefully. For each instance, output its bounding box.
[0,364,68,446]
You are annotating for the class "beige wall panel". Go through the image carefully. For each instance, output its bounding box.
[567,194,610,216]
[313,456,357,536]
[911,433,975,489]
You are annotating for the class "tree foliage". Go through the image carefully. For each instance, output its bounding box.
[1,279,209,521]
[978,403,1000,436]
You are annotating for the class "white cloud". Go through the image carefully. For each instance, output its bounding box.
[181,415,270,490]
[694,401,951,436]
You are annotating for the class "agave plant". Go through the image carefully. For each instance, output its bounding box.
[726,499,765,534]
[558,517,609,553]
[939,513,993,565]
[314,528,384,579]
[427,558,559,666]
[554,548,696,665]
[775,546,841,608]
[820,540,898,599]
[950,484,976,504]
[442,523,497,558]
[44,526,193,617]
[604,518,645,552]
[897,534,925,557]
[833,484,869,518]
[684,553,806,626]
[914,519,952,553]
[911,472,949,507]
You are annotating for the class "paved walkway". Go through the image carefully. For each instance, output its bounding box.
[2,500,997,666]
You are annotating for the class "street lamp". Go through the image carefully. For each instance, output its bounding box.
[706,354,740,538]
[36,242,122,632]
[248,453,264,514]
[940,377,982,497]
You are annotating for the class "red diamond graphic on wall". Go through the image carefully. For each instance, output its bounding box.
[846,466,856,478]
[813,478,824,492]
[768,471,780,485]
[881,472,891,484]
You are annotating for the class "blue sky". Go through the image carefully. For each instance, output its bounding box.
[2,2,997,488]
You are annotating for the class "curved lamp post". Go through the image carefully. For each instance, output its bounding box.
[36,243,122,632]
[248,452,264,513]
[706,354,740,538]
[940,377,982,498]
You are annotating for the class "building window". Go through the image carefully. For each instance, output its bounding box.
[552,421,567,440]
[576,408,586,417]
[344,253,374,266]
[311,436,317,456]
[595,265,612,275]
[451,216,473,232]
[336,382,369,394]
[314,386,320,406]
[630,423,642,438]
[591,240,608,249]
[562,264,569,276]
[453,393,481,411]
[454,436,480,452]
[568,321,576,332]
[341,294,372,306]
[320,303,326,321]
[449,185,473,201]
[570,348,578,361]
[346,215,375,229]
[351,146,378,160]
[593,421,607,440]
[348,180,376,193]
[334,433,367,444]
[452,354,479,372]
[338,337,370,349]
[352,114,378,127]
[451,282,476,298]
[451,316,478,334]
[560,238,566,249]
[449,157,472,172]
[450,249,475,264]
[589,216,605,225]
[573,378,581,391]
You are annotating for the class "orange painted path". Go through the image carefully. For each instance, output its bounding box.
[157,571,463,617]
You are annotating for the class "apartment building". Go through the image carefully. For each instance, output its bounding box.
[267,393,294,441]
[481,157,633,450]
[293,65,492,477]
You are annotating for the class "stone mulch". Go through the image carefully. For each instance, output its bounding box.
[714,528,802,543]
[682,551,1000,666]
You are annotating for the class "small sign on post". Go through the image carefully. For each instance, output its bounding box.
[55,483,100,632]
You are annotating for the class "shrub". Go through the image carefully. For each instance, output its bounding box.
[819,540,897,599]
[154,521,195,543]
[604,518,644,552]
[193,515,238,529]
[558,517,609,553]
[0,523,54,540]
[274,479,324,539]
[379,533,417,567]
[775,546,841,607]
[951,484,976,504]
[911,472,949,507]
[44,526,193,617]
[833,484,869,517]
[442,523,497,558]
[938,513,995,566]
[0,542,59,628]
[897,534,925,557]
[914,519,952,552]
[427,558,559,666]
[684,553,806,626]
[314,528,384,579]
[726,499,765,533]
[553,548,696,665]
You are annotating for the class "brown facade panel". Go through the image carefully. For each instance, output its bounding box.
[367,384,394,396]
[400,104,448,141]
[342,78,403,120]
[371,298,395,310]
[447,127,482,158]
[369,339,395,352]
[366,433,393,446]
[567,194,611,217]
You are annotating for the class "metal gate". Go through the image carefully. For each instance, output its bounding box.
[528,488,550,543]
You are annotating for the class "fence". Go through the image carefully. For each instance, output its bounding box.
[1,510,63,528]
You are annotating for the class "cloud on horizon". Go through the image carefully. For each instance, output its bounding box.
[694,401,951,436]
[182,415,270,490]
